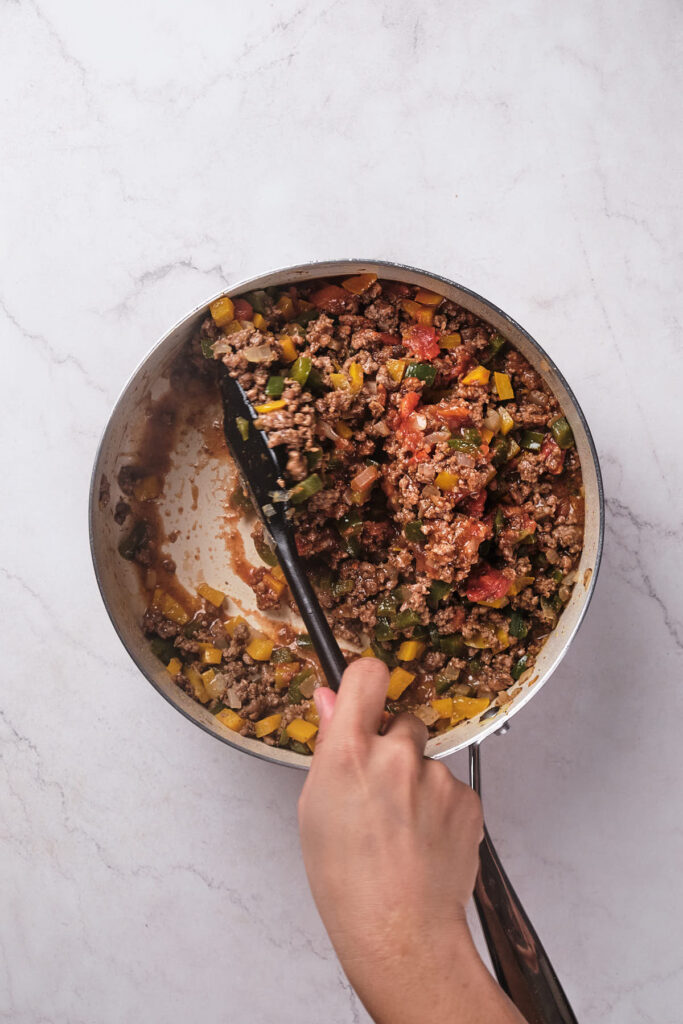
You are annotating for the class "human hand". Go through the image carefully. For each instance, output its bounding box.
[298,658,525,1024]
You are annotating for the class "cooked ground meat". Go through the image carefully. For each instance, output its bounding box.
[120,274,584,755]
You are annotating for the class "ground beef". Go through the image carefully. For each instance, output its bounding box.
[125,273,584,753]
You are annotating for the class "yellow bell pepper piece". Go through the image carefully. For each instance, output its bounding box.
[508,575,535,596]
[254,399,287,414]
[435,471,459,491]
[262,572,286,598]
[279,334,297,362]
[342,272,377,294]
[274,663,299,689]
[166,657,182,676]
[496,627,510,649]
[440,332,462,349]
[133,475,161,501]
[225,615,248,638]
[387,667,415,700]
[271,564,285,581]
[329,372,350,391]
[215,707,244,731]
[415,307,433,326]
[275,295,296,320]
[385,358,406,382]
[304,704,320,726]
[246,636,274,661]
[185,665,210,704]
[252,312,266,329]
[480,427,494,444]
[307,737,317,753]
[361,646,375,658]
[335,420,353,439]
[414,288,444,306]
[286,718,318,743]
[209,296,235,327]
[402,298,432,323]
[349,363,364,394]
[198,643,222,665]
[254,713,282,738]
[397,640,426,662]
[498,407,515,435]
[494,371,515,401]
[450,696,490,724]
[462,365,491,386]
[153,589,189,626]
[431,697,453,719]
[202,668,224,699]
[197,582,226,607]
[478,597,509,609]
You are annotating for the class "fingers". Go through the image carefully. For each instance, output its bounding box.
[383,711,429,757]
[329,658,389,739]
[313,686,337,746]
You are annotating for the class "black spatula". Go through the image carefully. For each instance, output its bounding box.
[220,368,346,691]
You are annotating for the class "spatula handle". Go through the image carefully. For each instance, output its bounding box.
[271,529,346,690]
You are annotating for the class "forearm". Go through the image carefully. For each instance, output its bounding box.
[347,920,526,1024]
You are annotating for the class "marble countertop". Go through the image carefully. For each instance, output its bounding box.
[3,2,681,1021]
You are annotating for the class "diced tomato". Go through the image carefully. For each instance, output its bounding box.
[381,281,412,299]
[233,298,253,321]
[461,488,487,518]
[466,565,511,603]
[404,325,440,361]
[379,332,401,346]
[399,392,420,419]
[540,435,565,475]
[310,284,354,315]
[436,402,471,426]
[409,449,430,465]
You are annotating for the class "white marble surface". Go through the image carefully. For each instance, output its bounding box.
[2,1,682,1021]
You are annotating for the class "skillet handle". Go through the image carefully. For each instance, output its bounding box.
[270,527,347,691]
[469,744,579,1024]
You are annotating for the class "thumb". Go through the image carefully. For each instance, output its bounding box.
[313,686,337,747]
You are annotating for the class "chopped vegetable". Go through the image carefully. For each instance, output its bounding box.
[435,470,459,491]
[462,365,491,386]
[438,634,466,657]
[149,636,177,663]
[288,667,314,704]
[428,580,452,609]
[310,284,352,314]
[488,333,506,358]
[185,665,210,704]
[262,571,286,597]
[224,615,248,638]
[404,520,426,543]
[274,663,299,689]
[450,696,490,723]
[152,588,189,626]
[290,473,323,504]
[498,407,515,435]
[520,430,545,452]
[296,633,313,649]
[387,667,415,700]
[265,375,286,397]
[201,336,215,359]
[440,332,462,349]
[246,636,274,661]
[342,272,377,294]
[508,575,535,596]
[404,325,440,360]
[386,358,406,382]
[272,647,296,664]
[431,697,453,719]
[509,611,529,639]
[396,609,421,630]
[197,582,225,607]
[405,362,437,386]
[254,399,287,414]
[550,416,575,449]
[466,567,510,603]
[350,464,379,493]
[198,644,223,665]
[494,371,514,400]
[244,289,269,315]
[215,708,244,731]
[289,356,312,386]
[236,416,250,440]
[335,420,353,439]
[397,640,426,661]
[349,362,364,393]
[448,427,482,452]
[255,713,282,738]
[209,296,235,327]
[287,718,318,743]
[275,295,296,320]
[414,288,443,306]
[233,298,253,321]
[511,654,529,680]
[279,335,297,362]
[166,657,182,676]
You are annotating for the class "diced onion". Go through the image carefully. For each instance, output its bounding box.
[424,428,450,445]
[319,420,342,442]
[244,344,273,362]
[350,464,380,491]
[299,675,316,699]
[374,421,390,436]
[262,503,275,517]
[452,452,475,468]
[483,409,501,433]
[226,686,243,709]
